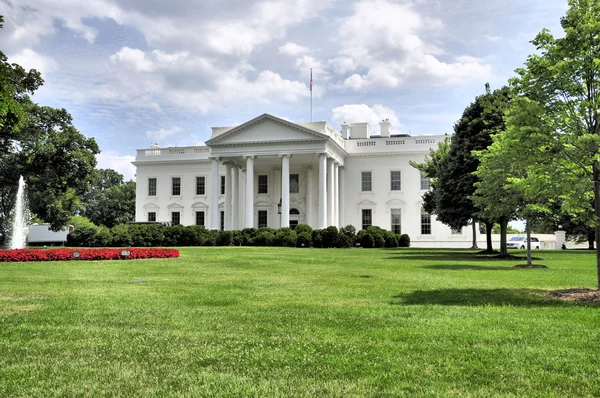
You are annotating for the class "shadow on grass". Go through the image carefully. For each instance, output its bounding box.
[421,264,515,271]
[386,251,542,262]
[391,288,598,307]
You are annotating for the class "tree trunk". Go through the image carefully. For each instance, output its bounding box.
[499,217,508,257]
[471,219,478,249]
[526,218,532,266]
[485,221,494,253]
[588,230,595,250]
[594,162,600,290]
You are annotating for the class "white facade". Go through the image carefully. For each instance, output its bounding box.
[133,113,477,247]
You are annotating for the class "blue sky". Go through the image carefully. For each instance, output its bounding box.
[0,0,567,180]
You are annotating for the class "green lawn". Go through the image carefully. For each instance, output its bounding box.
[0,247,599,397]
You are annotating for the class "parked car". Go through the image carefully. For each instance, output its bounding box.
[507,236,540,249]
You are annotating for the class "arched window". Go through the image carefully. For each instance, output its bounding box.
[290,208,300,215]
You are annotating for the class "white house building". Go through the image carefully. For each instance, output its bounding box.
[133,113,476,247]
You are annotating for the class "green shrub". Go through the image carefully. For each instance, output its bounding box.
[295,224,313,235]
[67,225,98,247]
[109,224,133,247]
[217,230,234,246]
[336,233,353,248]
[93,227,112,247]
[254,231,275,246]
[296,232,312,247]
[241,228,259,246]
[274,228,297,247]
[360,232,375,248]
[399,234,410,247]
[322,226,339,248]
[312,229,324,248]
[384,233,399,248]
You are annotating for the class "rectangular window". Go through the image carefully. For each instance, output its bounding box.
[195,211,205,226]
[220,176,226,195]
[362,209,372,230]
[172,177,181,196]
[258,210,268,228]
[421,172,431,190]
[172,211,181,226]
[220,211,224,231]
[361,171,372,192]
[390,171,401,191]
[148,178,157,196]
[391,209,401,234]
[258,175,268,194]
[148,212,156,222]
[290,173,299,193]
[196,176,205,195]
[421,209,431,235]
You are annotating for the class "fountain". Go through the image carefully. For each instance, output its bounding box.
[9,176,30,249]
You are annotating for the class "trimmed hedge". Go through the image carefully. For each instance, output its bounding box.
[66,223,410,249]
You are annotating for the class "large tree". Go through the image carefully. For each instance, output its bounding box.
[415,84,511,252]
[80,169,136,228]
[0,19,99,242]
[511,0,600,288]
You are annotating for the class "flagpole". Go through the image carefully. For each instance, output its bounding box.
[310,68,313,122]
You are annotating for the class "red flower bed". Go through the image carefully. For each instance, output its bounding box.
[0,248,180,262]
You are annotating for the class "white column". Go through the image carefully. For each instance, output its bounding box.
[305,167,313,227]
[224,162,232,230]
[244,156,255,228]
[281,154,290,228]
[318,153,327,229]
[210,157,220,230]
[339,166,345,227]
[334,162,339,228]
[327,157,334,227]
[232,165,239,230]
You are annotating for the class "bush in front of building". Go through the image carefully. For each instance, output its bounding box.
[66,223,409,249]
[296,232,312,247]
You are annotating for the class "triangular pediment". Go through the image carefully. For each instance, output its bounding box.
[206,114,328,146]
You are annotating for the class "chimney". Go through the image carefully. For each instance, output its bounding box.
[380,119,391,137]
[341,122,350,139]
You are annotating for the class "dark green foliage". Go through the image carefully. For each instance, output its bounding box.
[254,231,275,246]
[80,169,136,228]
[296,232,312,247]
[398,234,411,247]
[312,229,324,248]
[67,223,409,249]
[295,224,313,235]
[274,228,297,247]
[322,226,339,248]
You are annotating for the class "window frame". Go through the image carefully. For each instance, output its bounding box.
[148,212,156,222]
[420,172,431,190]
[289,173,300,193]
[362,209,372,230]
[421,209,431,235]
[220,175,226,196]
[257,209,268,228]
[390,208,401,234]
[171,211,181,226]
[148,177,157,196]
[195,211,205,226]
[258,174,268,194]
[390,170,401,191]
[196,176,206,196]
[361,171,372,192]
[171,177,181,196]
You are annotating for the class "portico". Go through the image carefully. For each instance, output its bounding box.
[204,114,346,230]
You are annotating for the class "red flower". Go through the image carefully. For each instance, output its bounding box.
[0,248,180,262]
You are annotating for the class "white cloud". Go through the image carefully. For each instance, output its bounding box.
[485,35,503,42]
[109,47,154,72]
[331,104,402,134]
[146,126,183,141]
[96,151,136,181]
[335,0,491,90]
[7,49,58,75]
[279,42,310,56]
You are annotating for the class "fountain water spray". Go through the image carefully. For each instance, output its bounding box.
[9,176,30,249]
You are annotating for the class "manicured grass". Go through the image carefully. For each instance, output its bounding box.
[0,247,599,397]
